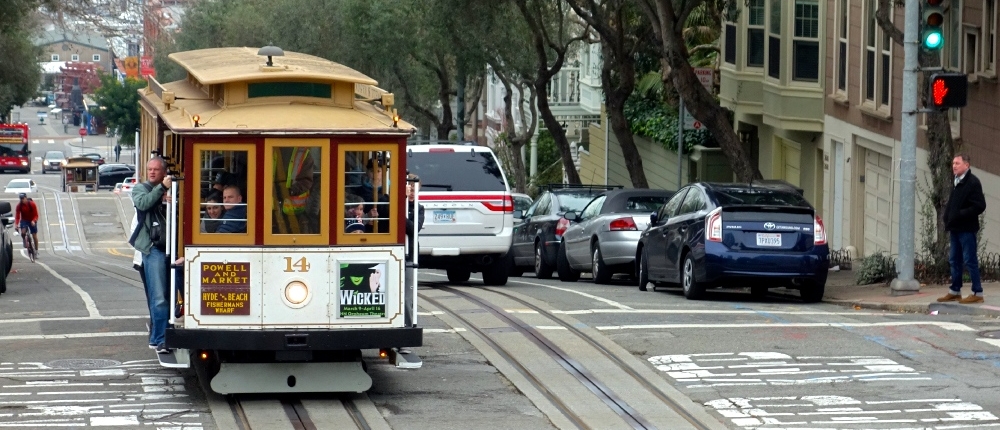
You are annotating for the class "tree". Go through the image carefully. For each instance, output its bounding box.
[874,0,955,261]
[515,0,591,185]
[0,1,44,119]
[639,0,762,182]
[566,0,653,188]
[91,71,146,147]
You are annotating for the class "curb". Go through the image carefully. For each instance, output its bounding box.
[826,298,1000,318]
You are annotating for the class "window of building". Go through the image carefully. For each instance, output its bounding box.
[767,0,781,78]
[985,0,997,74]
[193,145,255,245]
[965,29,980,74]
[862,0,892,109]
[92,54,101,62]
[792,0,820,81]
[747,0,766,67]
[945,0,964,70]
[51,54,59,61]
[71,54,79,61]
[264,140,329,245]
[836,0,849,92]
[724,5,737,65]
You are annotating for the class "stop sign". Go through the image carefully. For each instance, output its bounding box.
[78,128,87,137]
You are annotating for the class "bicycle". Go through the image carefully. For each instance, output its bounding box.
[18,227,36,263]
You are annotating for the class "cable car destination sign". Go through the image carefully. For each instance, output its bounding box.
[200,262,251,315]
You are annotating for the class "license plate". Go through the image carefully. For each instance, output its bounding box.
[433,210,456,223]
[756,233,782,247]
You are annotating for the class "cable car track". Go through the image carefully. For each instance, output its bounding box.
[225,395,374,430]
[420,283,716,430]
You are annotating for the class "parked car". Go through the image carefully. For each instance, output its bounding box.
[0,201,12,292]
[81,153,106,165]
[4,178,38,194]
[636,182,829,302]
[512,193,533,216]
[120,177,139,194]
[557,189,675,283]
[405,143,514,286]
[509,184,620,278]
[98,164,136,189]
[42,150,66,173]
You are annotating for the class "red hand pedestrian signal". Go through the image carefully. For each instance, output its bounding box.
[927,73,967,109]
[932,78,949,106]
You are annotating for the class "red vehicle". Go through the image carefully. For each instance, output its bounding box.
[0,123,31,173]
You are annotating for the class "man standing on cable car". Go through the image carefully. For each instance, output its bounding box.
[131,157,172,354]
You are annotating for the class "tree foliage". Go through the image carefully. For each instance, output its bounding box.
[0,0,45,120]
[91,71,146,147]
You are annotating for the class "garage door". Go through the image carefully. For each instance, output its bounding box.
[863,150,892,255]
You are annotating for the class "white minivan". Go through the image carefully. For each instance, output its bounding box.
[405,143,514,286]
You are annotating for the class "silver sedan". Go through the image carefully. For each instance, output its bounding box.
[557,189,674,283]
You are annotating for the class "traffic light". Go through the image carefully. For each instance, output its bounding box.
[927,73,968,109]
[921,0,945,50]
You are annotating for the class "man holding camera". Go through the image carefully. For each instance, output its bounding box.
[131,156,172,354]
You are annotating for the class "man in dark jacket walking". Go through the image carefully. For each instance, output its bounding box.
[938,154,987,304]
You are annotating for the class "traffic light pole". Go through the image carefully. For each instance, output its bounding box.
[890,0,922,296]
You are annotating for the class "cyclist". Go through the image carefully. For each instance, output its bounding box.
[14,193,39,256]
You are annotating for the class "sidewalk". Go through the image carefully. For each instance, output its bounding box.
[823,268,1000,317]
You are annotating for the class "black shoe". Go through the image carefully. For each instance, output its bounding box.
[156,344,172,354]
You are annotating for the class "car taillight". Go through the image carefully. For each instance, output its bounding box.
[609,217,637,231]
[482,195,513,213]
[814,216,827,245]
[555,217,570,238]
[705,207,723,242]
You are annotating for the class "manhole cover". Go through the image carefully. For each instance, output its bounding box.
[981,331,1000,339]
[46,359,120,369]
[91,213,112,217]
[93,222,115,227]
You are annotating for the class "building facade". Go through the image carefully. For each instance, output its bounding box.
[33,30,112,73]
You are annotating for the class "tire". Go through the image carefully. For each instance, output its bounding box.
[5,243,11,276]
[681,253,705,300]
[556,242,580,282]
[482,258,509,286]
[506,249,524,277]
[591,245,612,284]
[534,242,554,279]
[0,258,7,295]
[638,248,649,291]
[799,281,825,303]
[447,269,471,283]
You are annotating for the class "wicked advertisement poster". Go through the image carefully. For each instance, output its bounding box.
[338,262,387,318]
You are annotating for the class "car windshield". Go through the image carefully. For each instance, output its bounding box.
[45,151,64,158]
[714,188,809,207]
[406,151,506,192]
[8,180,29,188]
[622,196,670,213]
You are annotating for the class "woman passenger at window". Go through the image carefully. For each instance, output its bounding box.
[201,192,226,233]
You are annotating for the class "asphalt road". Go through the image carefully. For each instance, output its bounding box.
[2,122,999,428]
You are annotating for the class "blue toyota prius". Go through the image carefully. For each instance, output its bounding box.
[636,182,829,302]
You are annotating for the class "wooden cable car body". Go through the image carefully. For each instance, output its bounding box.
[136,47,421,394]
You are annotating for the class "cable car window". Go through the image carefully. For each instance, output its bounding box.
[344,150,391,234]
[271,146,322,234]
[194,144,257,245]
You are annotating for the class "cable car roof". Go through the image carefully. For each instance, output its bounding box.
[168,47,378,86]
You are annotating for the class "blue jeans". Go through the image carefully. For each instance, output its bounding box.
[949,231,983,294]
[142,248,169,346]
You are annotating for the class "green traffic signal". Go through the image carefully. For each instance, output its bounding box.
[921,0,944,51]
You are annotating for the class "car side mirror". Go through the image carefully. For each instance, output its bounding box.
[649,212,658,226]
[564,211,580,222]
[513,209,524,219]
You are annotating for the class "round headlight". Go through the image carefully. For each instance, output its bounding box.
[284,281,309,305]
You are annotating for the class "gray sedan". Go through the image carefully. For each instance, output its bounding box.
[556,189,674,283]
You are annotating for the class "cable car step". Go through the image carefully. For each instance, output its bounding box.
[393,349,423,369]
[156,348,191,369]
[211,361,372,394]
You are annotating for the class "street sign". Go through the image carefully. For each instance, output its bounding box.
[79,128,87,137]
[683,68,715,130]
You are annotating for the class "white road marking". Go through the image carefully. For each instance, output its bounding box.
[979,338,1000,349]
[555,309,896,316]
[598,321,975,331]
[0,315,146,325]
[33,260,100,318]
[0,331,145,341]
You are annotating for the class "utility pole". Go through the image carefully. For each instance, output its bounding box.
[889,0,923,295]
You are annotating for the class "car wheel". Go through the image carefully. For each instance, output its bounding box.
[506,250,524,277]
[534,242,554,279]
[799,280,825,303]
[556,242,580,282]
[5,243,11,276]
[447,269,471,283]
[591,245,612,284]
[0,256,7,294]
[638,249,649,291]
[681,253,705,300]
[482,258,509,286]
